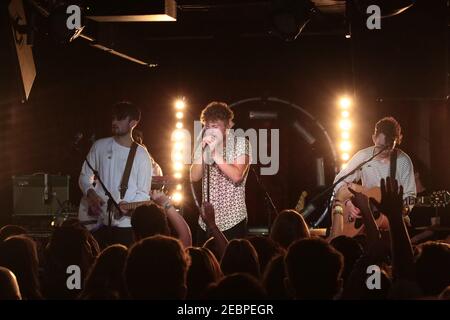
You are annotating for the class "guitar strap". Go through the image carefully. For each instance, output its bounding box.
[119,142,139,200]
[390,148,398,180]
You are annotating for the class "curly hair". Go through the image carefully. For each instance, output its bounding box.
[374,116,403,145]
[200,101,234,124]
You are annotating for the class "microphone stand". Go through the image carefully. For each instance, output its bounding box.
[302,145,389,228]
[251,167,278,232]
[84,157,121,237]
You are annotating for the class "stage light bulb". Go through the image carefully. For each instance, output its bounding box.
[341,153,350,161]
[176,122,183,129]
[340,141,352,151]
[341,110,350,118]
[174,172,182,179]
[174,152,183,161]
[175,112,184,119]
[173,142,183,151]
[341,131,350,139]
[339,119,352,130]
[339,97,352,109]
[176,184,182,191]
[175,100,185,110]
[173,129,184,141]
[173,162,183,171]
[172,192,183,203]
[341,163,348,170]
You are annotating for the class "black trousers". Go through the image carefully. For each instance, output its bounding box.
[196,219,247,246]
[92,226,134,249]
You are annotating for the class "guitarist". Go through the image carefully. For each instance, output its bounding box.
[331,117,416,236]
[78,101,152,247]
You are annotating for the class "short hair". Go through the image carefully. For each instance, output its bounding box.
[200,101,234,124]
[131,204,170,241]
[125,235,190,299]
[374,116,403,145]
[285,238,343,299]
[112,101,141,122]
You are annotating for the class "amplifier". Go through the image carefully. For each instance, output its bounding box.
[12,174,70,216]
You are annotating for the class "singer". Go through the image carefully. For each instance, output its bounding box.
[190,101,251,244]
[332,116,416,226]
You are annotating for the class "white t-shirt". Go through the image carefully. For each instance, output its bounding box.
[79,137,152,228]
[333,146,416,203]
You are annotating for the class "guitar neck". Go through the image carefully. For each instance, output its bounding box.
[122,200,153,210]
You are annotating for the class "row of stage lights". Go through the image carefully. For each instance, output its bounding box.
[338,96,353,169]
[171,98,186,204]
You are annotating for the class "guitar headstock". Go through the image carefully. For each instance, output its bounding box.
[295,191,308,213]
[428,190,450,208]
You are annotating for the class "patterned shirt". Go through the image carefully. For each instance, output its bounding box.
[199,133,251,231]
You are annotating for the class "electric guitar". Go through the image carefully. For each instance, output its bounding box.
[78,196,155,231]
[335,183,450,237]
[78,176,180,231]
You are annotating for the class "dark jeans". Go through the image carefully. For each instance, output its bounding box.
[92,226,134,249]
[196,219,247,246]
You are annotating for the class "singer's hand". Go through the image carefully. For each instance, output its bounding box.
[87,189,104,216]
[203,135,222,157]
[202,135,216,150]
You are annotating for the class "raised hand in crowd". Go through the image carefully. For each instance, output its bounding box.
[201,202,228,258]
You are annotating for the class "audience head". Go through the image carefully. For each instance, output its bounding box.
[131,204,170,241]
[263,254,289,299]
[248,235,285,275]
[285,238,343,299]
[186,247,222,299]
[125,235,190,299]
[415,241,450,297]
[0,225,27,242]
[80,244,128,300]
[43,225,97,299]
[0,266,22,300]
[206,273,267,300]
[270,210,310,249]
[221,239,260,279]
[0,235,41,300]
[330,236,364,283]
[203,237,221,261]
